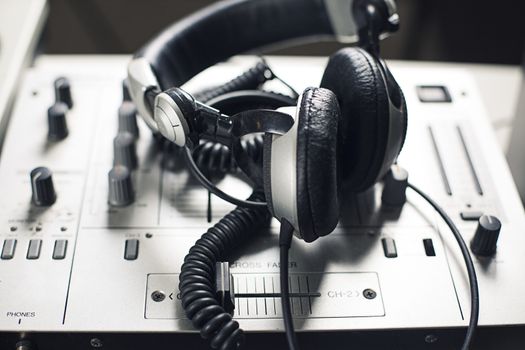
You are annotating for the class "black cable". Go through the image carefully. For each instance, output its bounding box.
[279,218,300,350]
[179,190,270,350]
[408,182,479,350]
[192,135,264,176]
[183,146,267,208]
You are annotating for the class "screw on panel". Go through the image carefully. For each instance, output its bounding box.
[425,334,438,344]
[363,288,377,299]
[151,290,166,302]
[90,338,103,348]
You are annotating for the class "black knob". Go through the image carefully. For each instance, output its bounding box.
[54,77,73,109]
[471,215,501,256]
[113,132,138,169]
[381,165,408,206]
[47,102,69,141]
[122,79,131,102]
[118,102,139,138]
[108,165,134,206]
[30,167,57,206]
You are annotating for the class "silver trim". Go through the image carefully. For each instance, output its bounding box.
[127,57,160,132]
[154,92,189,147]
[270,105,300,235]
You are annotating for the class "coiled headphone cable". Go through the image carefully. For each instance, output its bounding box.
[178,190,270,350]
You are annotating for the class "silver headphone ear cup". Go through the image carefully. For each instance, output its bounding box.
[263,88,340,242]
[262,104,301,234]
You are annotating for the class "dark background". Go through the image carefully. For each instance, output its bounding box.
[43,0,525,64]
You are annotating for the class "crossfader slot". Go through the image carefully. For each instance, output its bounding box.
[428,126,453,196]
[457,125,484,196]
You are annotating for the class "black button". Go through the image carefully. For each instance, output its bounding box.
[27,239,42,260]
[423,239,436,256]
[1,239,17,260]
[53,240,68,260]
[381,238,397,258]
[460,211,484,221]
[124,239,139,260]
[416,85,452,103]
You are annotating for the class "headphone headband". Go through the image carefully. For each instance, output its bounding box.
[127,0,398,130]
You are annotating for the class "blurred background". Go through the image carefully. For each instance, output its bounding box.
[43,0,525,64]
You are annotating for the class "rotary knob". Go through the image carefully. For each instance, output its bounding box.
[108,165,134,206]
[118,102,139,138]
[30,167,57,206]
[54,77,73,109]
[47,102,69,141]
[381,165,408,207]
[471,215,501,256]
[113,132,138,169]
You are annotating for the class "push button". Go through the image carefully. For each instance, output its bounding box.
[53,240,68,260]
[460,211,484,221]
[416,85,452,103]
[1,239,17,260]
[27,239,42,260]
[423,239,436,256]
[381,238,398,258]
[124,239,139,260]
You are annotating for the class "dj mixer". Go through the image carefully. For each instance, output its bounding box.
[0,55,524,349]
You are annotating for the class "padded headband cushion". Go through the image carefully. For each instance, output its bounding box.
[137,0,334,89]
[296,87,340,242]
[320,47,406,192]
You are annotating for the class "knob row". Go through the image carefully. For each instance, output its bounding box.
[47,77,73,142]
[108,96,140,207]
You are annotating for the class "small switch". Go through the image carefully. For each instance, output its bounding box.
[381,238,397,258]
[423,239,436,256]
[416,85,452,103]
[124,239,139,260]
[1,239,17,260]
[27,239,42,260]
[460,211,484,221]
[53,240,68,260]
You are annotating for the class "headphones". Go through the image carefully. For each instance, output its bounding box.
[127,0,407,243]
[125,2,481,350]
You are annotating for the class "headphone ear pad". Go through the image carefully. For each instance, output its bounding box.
[320,47,407,192]
[295,87,340,242]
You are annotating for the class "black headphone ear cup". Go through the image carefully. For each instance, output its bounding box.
[320,47,407,192]
[295,87,340,242]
